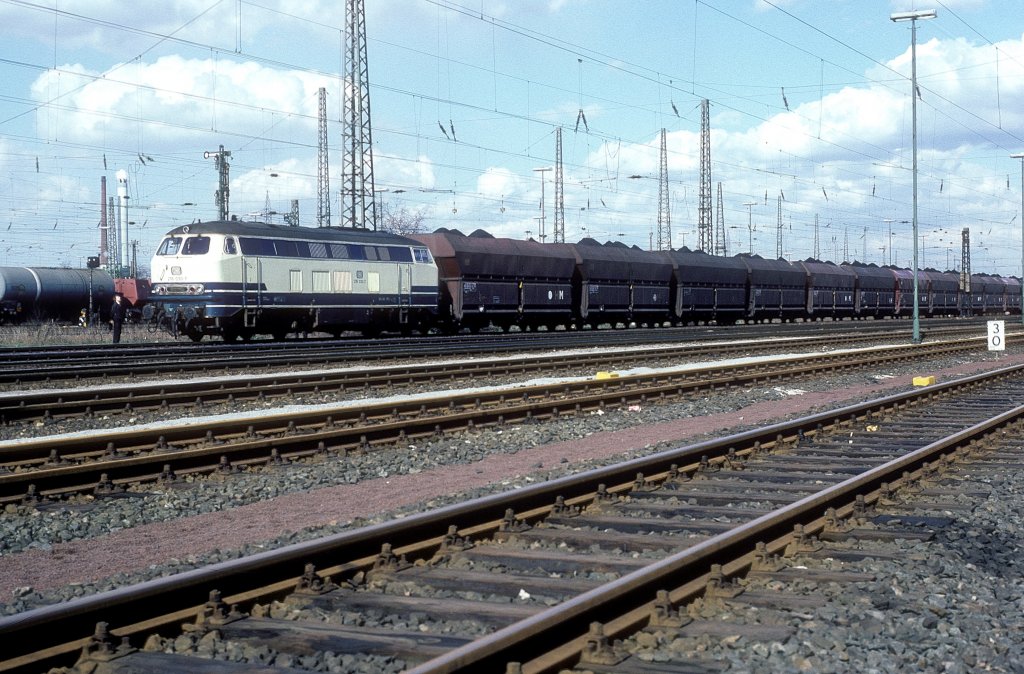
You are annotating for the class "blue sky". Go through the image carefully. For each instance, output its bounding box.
[1,0,1023,276]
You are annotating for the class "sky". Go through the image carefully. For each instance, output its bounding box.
[1,0,1023,277]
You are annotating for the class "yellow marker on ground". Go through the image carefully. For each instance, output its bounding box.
[595,371,619,380]
[912,376,936,387]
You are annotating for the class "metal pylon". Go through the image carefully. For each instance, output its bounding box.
[342,0,377,230]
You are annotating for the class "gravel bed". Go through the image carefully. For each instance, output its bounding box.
[608,458,1024,673]
[0,347,700,441]
[2,347,1023,672]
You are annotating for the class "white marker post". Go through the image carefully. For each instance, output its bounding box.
[988,320,1005,352]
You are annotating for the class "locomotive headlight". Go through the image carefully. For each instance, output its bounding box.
[188,284,205,295]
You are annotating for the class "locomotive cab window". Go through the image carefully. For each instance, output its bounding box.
[224,237,237,255]
[156,237,182,256]
[413,247,432,264]
[182,236,211,255]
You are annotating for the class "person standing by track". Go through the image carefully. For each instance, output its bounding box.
[110,293,126,344]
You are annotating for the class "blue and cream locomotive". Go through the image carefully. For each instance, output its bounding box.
[147,220,439,341]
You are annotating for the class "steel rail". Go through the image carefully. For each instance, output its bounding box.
[0,321,997,386]
[409,394,1024,673]
[0,331,928,423]
[0,337,988,502]
[0,364,1021,673]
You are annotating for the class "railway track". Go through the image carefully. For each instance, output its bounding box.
[0,318,992,385]
[0,328,993,426]
[1,363,1022,672]
[0,335,1001,504]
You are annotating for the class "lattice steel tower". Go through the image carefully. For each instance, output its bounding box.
[317,87,331,227]
[554,127,565,243]
[698,99,712,253]
[715,182,727,256]
[342,0,377,230]
[657,128,671,251]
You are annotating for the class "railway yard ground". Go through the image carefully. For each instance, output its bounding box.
[1,320,1023,673]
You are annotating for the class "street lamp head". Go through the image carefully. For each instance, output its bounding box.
[1011,153,1024,159]
[891,9,936,22]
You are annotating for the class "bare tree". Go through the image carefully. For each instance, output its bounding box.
[379,201,426,236]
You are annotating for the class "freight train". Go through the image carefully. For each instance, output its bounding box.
[144,220,1022,342]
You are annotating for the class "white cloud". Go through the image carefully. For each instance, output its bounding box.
[477,166,521,198]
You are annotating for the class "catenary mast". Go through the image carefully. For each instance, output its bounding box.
[317,86,331,227]
[698,99,712,253]
[342,0,377,230]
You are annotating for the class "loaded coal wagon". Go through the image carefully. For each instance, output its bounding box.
[666,249,749,324]
[739,255,808,321]
[798,259,856,320]
[843,263,896,318]
[413,229,578,332]
[921,270,961,316]
[571,239,674,328]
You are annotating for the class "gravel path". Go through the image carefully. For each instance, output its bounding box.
[2,348,1021,617]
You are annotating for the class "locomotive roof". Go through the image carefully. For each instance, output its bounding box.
[161,220,422,246]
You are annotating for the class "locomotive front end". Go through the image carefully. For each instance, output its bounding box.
[147,224,240,341]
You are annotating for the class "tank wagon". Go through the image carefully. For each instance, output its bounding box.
[144,221,1021,341]
[0,266,114,324]
[147,220,439,341]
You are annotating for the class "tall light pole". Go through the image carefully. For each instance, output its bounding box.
[891,8,935,344]
[1013,153,1024,325]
